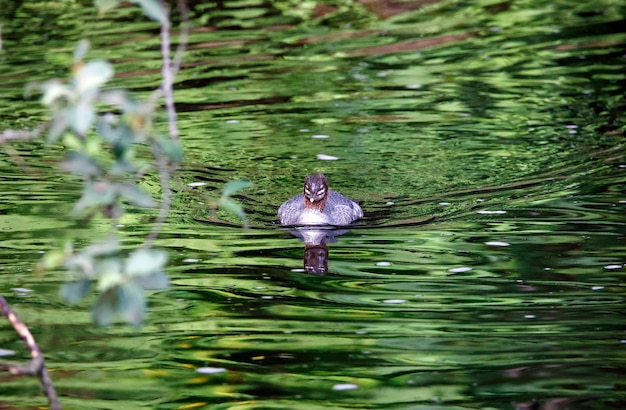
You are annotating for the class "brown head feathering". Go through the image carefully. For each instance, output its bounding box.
[303,173,328,210]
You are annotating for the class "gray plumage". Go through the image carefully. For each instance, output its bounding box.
[278,174,363,226]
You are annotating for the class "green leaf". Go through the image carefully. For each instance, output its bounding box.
[125,248,168,278]
[132,0,168,24]
[47,115,69,144]
[84,235,120,257]
[68,101,95,136]
[154,136,183,163]
[98,90,138,112]
[60,279,92,304]
[116,182,156,208]
[75,60,113,94]
[92,288,117,326]
[36,249,68,272]
[73,39,90,63]
[73,181,117,215]
[40,79,73,107]
[222,180,253,197]
[136,271,169,290]
[118,283,146,327]
[94,0,122,14]
[219,196,249,228]
[62,132,84,151]
[110,159,139,175]
[219,197,245,219]
[61,152,102,176]
[65,253,96,278]
[95,258,124,292]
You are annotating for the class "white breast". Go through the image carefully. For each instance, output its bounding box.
[298,210,330,225]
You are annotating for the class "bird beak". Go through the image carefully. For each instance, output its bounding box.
[309,197,314,203]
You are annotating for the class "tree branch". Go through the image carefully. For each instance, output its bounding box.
[0,295,61,410]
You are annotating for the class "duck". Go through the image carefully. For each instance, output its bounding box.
[278,173,363,226]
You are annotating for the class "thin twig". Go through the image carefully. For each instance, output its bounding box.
[143,145,174,247]
[0,295,61,410]
[1,125,48,176]
[171,0,190,79]
[0,125,46,143]
[143,0,189,245]
[159,1,178,141]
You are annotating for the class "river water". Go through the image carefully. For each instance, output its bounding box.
[1,1,625,409]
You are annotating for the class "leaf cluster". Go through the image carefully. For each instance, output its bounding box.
[39,238,168,327]
[217,179,253,227]
[35,40,181,221]
[29,36,181,326]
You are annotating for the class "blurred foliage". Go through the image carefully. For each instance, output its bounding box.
[26,0,177,327]
[10,0,251,326]
[95,0,168,24]
[39,238,169,326]
[217,179,253,228]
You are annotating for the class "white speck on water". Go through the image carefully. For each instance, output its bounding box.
[449,266,472,273]
[407,84,422,89]
[317,154,339,161]
[485,241,510,247]
[12,288,32,294]
[197,367,226,374]
[333,383,358,391]
[439,202,450,206]
[591,286,604,291]
[182,258,199,263]
[291,268,305,272]
[376,262,391,266]
[261,296,273,300]
[383,299,406,304]
[312,134,330,139]
[477,210,507,214]
[459,113,471,117]
[225,119,240,124]
[386,201,395,205]
[299,128,310,132]
[524,315,536,319]
[604,264,622,270]
[187,182,206,187]
[565,124,578,129]
[544,267,552,271]
[254,286,266,290]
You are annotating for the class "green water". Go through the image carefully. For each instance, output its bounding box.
[1,0,625,409]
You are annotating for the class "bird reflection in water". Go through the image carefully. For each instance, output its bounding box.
[278,174,363,275]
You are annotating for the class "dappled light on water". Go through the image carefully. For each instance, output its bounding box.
[1,0,625,408]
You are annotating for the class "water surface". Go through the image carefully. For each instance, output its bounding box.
[1,1,625,409]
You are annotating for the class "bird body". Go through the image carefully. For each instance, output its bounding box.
[278,173,363,226]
